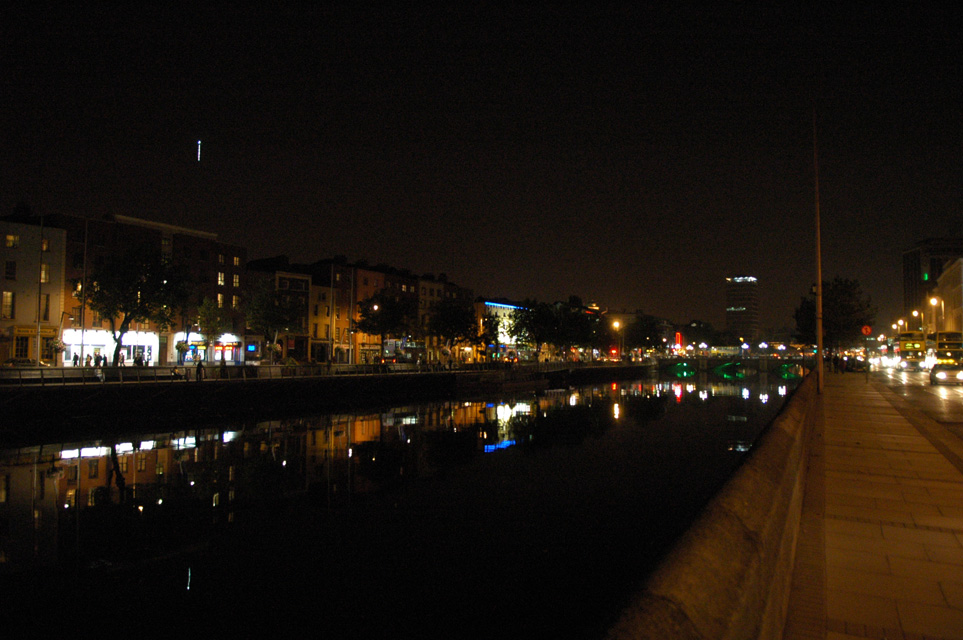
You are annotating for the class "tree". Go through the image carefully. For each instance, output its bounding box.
[553,299,598,361]
[477,312,500,360]
[356,292,417,359]
[508,300,557,360]
[625,314,665,352]
[244,278,303,361]
[426,298,477,360]
[85,244,188,365]
[794,277,876,350]
[197,297,231,362]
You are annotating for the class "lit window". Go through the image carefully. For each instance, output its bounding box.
[4,234,19,248]
[218,254,225,264]
[233,256,240,266]
[1,291,14,319]
[41,237,49,252]
[233,274,240,288]
[217,272,225,286]
[217,293,224,308]
[88,460,99,479]
[40,263,49,283]
[232,295,239,309]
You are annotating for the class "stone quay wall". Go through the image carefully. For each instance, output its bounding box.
[607,371,818,640]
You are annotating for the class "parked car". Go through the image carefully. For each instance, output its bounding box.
[2,358,51,367]
[930,363,963,385]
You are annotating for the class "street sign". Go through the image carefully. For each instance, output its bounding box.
[861,325,872,336]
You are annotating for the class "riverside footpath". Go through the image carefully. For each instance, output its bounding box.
[784,371,963,640]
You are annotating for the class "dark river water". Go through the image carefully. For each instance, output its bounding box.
[0,371,801,638]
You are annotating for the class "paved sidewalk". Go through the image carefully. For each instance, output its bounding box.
[784,373,963,640]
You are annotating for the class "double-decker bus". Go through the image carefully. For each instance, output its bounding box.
[896,331,927,370]
[926,331,963,368]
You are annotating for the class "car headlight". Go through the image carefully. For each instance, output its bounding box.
[935,371,948,380]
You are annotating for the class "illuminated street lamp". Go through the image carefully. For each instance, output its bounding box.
[930,296,944,333]
[612,321,624,360]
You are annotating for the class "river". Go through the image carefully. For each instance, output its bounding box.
[1,370,802,638]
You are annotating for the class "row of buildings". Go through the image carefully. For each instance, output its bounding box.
[11,210,951,366]
[0,211,500,367]
[902,238,963,334]
[723,238,963,347]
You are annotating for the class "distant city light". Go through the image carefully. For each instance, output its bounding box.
[197,140,201,161]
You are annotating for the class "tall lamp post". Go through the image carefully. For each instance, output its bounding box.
[813,108,825,392]
[612,321,623,360]
[57,311,72,366]
[930,297,944,333]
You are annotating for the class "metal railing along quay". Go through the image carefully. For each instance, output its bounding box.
[0,359,642,388]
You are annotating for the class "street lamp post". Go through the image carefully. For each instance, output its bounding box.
[930,297,944,333]
[612,321,623,360]
[57,311,72,366]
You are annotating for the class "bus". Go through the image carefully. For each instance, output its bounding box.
[925,331,963,368]
[896,331,927,370]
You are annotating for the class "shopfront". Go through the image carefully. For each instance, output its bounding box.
[61,329,159,366]
[171,331,242,364]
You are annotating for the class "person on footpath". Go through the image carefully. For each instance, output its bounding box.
[195,358,204,382]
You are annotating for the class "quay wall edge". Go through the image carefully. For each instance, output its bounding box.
[607,371,818,640]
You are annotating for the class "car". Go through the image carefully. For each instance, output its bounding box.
[929,363,963,385]
[2,357,51,367]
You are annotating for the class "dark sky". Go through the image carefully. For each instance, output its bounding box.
[2,6,960,332]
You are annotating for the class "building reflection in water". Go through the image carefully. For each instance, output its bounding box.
[0,373,798,580]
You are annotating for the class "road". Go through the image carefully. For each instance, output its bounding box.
[875,367,963,437]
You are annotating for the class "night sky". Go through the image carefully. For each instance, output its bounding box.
[2,6,960,333]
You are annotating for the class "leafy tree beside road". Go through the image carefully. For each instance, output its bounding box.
[477,312,501,361]
[355,291,418,359]
[244,278,304,362]
[794,277,876,350]
[426,298,477,362]
[508,300,557,360]
[197,296,232,363]
[84,244,189,365]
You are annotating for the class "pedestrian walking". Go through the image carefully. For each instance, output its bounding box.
[195,358,204,381]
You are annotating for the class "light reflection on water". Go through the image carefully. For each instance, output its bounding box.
[1,373,800,637]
